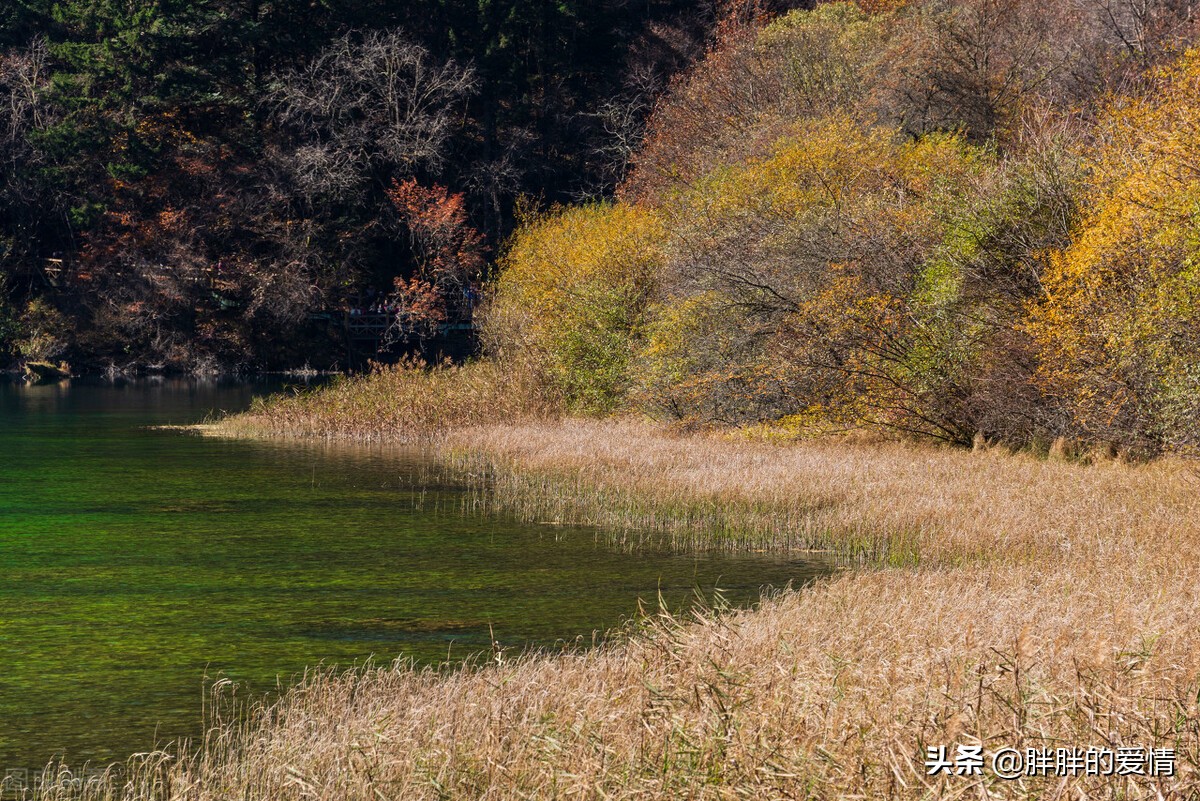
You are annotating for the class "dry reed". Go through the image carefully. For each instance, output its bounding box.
[446,419,1192,565]
[43,414,1200,799]
[210,359,556,444]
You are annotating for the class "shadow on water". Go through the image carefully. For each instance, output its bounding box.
[0,377,832,771]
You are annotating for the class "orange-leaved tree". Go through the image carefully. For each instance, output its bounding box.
[388,178,484,340]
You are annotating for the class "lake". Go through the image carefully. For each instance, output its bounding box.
[0,378,827,772]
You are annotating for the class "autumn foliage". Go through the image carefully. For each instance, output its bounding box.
[487,203,664,412]
[5,0,1200,453]
[387,178,484,338]
[1030,52,1200,454]
[0,1,725,371]
[488,0,1200,456]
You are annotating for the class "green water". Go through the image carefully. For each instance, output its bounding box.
[0,378,826,771]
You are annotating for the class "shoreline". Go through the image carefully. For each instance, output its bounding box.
[44,413,1200,798]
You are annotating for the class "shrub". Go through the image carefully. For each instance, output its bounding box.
[16,297,70,363]
[484,203,666,414]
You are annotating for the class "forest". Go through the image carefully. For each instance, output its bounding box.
[5,0,1200,456]
[489,0,1200,457]
[0,0,741,370]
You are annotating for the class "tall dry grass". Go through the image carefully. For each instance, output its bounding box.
[211,359,557,443]
[447,419,1194,565]
[46,418,1200,799]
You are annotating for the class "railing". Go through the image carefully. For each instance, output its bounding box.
[345,313,395,340]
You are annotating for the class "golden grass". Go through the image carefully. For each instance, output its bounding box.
[447,419,1195,565]
[44,416,1200,799]
[212,359,556,443]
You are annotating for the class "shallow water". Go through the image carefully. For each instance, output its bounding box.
[0,378,827,771]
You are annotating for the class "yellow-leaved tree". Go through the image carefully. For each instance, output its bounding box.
[483,203,666,413]
[638,115,990,441]
[1029,50,1200,453]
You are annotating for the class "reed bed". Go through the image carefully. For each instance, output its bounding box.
[60,413,1200,799]
[34,561,1200,799]
[212,359,555,443]
[447,418,1196,566]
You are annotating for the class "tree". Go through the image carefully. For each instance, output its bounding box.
[387,178,484,340]
[1029,48,1200,454]
[1084,0,1200,72]
[920,116,1085,443]
[268,29,475,201]
[877,0,1098,144]
[486,202,665,412]
[624,3,885,203]
[0,0,736,371]
[638,115,988,438]
[0,38,59,279]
